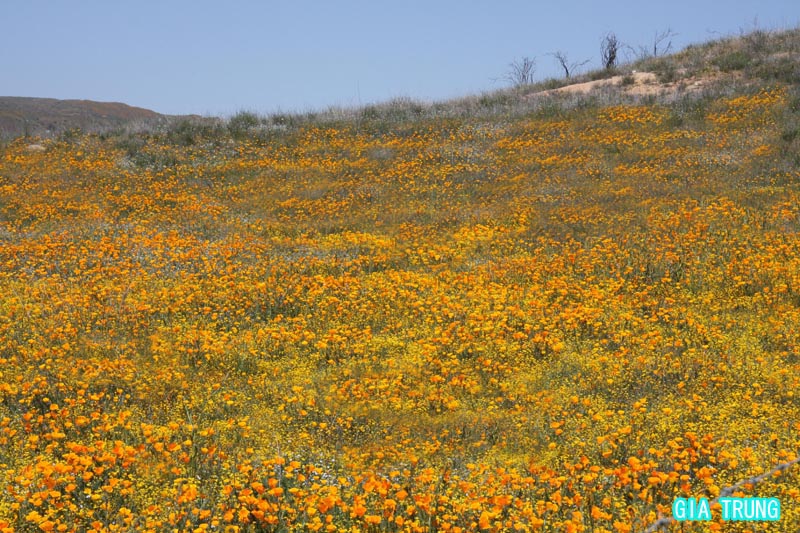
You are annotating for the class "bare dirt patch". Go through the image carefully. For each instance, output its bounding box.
[534,71,739,100]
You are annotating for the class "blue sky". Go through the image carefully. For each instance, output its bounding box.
[3,1,798,116]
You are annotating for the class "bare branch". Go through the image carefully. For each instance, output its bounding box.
[601,32,619,70]
[652,28,677,57]
[504,56,536,87]
[550,51,591,79]
[636,28,679,60]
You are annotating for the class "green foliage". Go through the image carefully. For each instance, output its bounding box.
[649,58,680,83]
[588,67,616,81]
[748,56,800,84]
[164,117,225,146]
[227,110,262,139]
[112,132,148,158]
[713,50,752,72]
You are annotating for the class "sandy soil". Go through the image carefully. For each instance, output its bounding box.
[536,71,733,99]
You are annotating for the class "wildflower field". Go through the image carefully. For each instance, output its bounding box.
[1,82,800,532]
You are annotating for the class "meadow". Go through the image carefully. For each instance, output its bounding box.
[1,39,800,532]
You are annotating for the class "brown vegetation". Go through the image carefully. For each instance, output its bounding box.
[0,97,168,139]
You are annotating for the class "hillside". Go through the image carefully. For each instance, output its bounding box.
[1,28,800,533]
[0,96,168,138]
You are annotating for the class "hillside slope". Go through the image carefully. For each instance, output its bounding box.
[0,27,799,533]
[0,96,167,138]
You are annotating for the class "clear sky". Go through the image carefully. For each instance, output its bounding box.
[3,1,798,116]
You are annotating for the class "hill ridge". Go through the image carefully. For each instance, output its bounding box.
[0,96,168,138]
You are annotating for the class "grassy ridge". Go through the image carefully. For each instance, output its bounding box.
[1,30,800,533]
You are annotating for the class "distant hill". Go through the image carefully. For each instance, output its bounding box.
[0,97,169,138]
